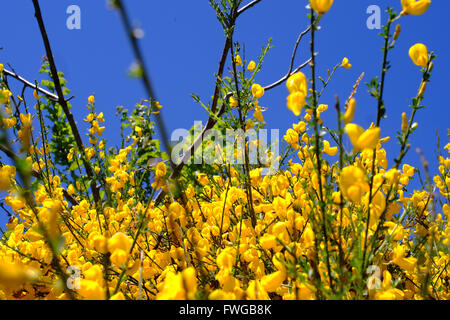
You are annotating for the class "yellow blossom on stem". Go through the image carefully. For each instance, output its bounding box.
[253,105,265,122]
[234,55,242,66]
[251,84,265,99]
[323,140,338,156]
[344,98,356,124]
[401,0,431,16]
[409,43,429,67]
[286,72,307,95]
[0,89,12,104]
[345,123,381,153]
[341,57,352,69]
[309,0,334,14]
[229,96,238,108]
[247,60,256,72]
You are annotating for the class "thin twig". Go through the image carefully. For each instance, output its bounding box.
[3,68,59,102]
[237,0,263,17]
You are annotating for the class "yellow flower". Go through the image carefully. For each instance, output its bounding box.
[409,43,429,67]
[0,261,39,287]
[286,72,307,95]
[235,54,242,66]
[110,249,128,266]
[259,234,278,250]
[247,60,256,72]
[341,57,352,69]
[339,166,369,202]
[229,96,238,108]
[401,112,408,131]
[344,98,356,124]
[0,89,12,104]
[33,90,40,101]
[155,162,167,178]
[156,271,186,300]
[79,279,106,300]
[134,126,143,137]
[88,95,95,104]
[196,173,209,186]
[0,63,3,73]
[392,245,417,273]
[284,128,299,148]
[110,292,125,300]
[154,101,163,109]
[246,280,270,300]
[181,267,198,299]
[253,105,265,122]
[401,0,431,16]
[309,0,334,14]
[0,166,15,191]
[287,92,306,116]
[251,84,265,99]
[345,123,381,152]
[108,232,132,253]
[323,140,338,156]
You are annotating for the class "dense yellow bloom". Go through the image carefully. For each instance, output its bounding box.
[79,279,106,300]
[401,0,431,16]
[339,166,369,202]
[110,292,126,300]
[345,123,381,152]
[0,4,447,302]
[108,232,132,253]
[392,245,417,273]
[341,57,352,69]
[309,0,334,14]
[0,165,15,191]
[246,280,270,300]
[156,268,197,300]
[251,84,265,99]
[0,261,39,287]
[197,173,209,186]
[0,89,12,104]
[409,43,429,67]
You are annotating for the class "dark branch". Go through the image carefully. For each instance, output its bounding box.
[31,0,100,205]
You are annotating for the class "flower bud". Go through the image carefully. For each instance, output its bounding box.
[344,98,356,124]
[401,112,408,132]
[393,24,401,41]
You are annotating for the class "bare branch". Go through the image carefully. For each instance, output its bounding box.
[264,57,312,91]
[31,0,100,206]
[3,68,59,102]
[237,0,263,17]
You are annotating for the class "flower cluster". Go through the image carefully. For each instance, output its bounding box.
[0,0,447,301]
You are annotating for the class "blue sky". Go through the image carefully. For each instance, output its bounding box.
[1,1,449,227]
